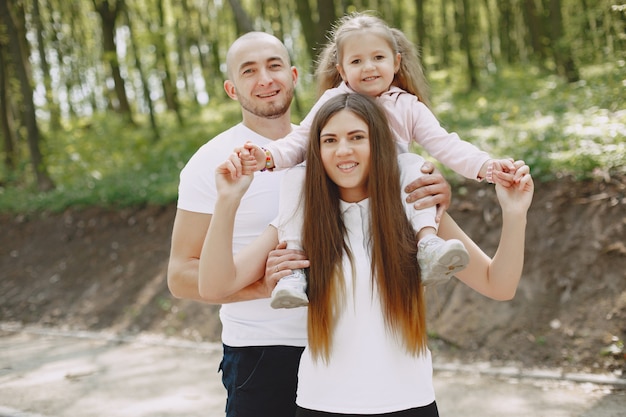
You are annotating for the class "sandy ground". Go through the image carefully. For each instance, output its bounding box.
[1,325,624,417]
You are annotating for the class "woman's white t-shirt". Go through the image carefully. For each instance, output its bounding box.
[296,198,435,414]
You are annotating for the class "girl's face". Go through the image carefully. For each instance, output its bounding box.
[336,32,401,97]
[320,109,371,203]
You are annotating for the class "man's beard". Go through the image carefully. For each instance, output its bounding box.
[238,89,294,119]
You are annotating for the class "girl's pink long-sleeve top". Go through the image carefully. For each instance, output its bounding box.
[265,82,491,180]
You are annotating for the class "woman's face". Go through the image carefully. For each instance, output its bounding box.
[320,109,371,203]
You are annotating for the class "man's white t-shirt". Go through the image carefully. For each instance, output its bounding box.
[178,122,307,347]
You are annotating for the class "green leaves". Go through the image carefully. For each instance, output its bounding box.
[1,61,624,213]
[431,63,626,182]
[0,101,241,213]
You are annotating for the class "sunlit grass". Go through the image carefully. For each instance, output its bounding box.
[428,61,626,182]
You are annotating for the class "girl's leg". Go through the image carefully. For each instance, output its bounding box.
[272,165,309,308]
[397,153,469,286]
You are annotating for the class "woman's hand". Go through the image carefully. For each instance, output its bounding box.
[495,161,534,215]
[215,148,258,199]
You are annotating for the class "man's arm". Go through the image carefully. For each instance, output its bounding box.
[167,209,268,303]
[404,161,451,222]
[167,209,309,303]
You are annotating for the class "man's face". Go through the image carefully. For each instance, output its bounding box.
[225,36,297,119]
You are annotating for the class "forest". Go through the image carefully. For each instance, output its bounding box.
[0,0,624,211]
[1,0,625,385]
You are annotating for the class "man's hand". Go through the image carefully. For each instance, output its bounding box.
[263,241,310,295]
[404,161,451,223]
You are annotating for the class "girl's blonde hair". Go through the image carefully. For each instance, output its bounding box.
[303,93,427,362]
[315,12,431,107]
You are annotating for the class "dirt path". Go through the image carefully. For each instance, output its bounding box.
[1,325,624,417]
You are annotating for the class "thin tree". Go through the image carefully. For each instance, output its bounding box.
[521,0,547,62]
[439,0,451,68]
[124,7,160,140]
[415,0,427,57]
[294,0,320,61]
[0,44,17,177]
[92,0,135,122]
[456,0,479,90]
[176,0,196,100]
[227,0,254,34]
[496,0,516,64]
[33,0,62,130]
[197,1,223,100]
[0,0,54,191]
[317,0,337,46]
[547,0,580,82]
[154,0,184,126]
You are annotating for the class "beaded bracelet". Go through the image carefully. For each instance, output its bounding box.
[485,160,495,184]
[260,147,272,172]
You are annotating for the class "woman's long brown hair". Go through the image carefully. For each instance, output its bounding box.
[302,93,427,362]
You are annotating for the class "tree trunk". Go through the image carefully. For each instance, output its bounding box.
[226,0,254,35]
[155,0,183,126]
[0,44,17,176]
[93,0,134,121]
[317,0,337,47]
[294,0,319,62]
[65,2,84,117]
[0,0,54,191]
[457,0,479,90]
[124,7,159,141]
[33,0,62,130]
[415,0,427,57]
[177,0,196,99]
[548,0,580,82]
[496,0,515,64]
[195,2,221,101]
[481,0,496,67]
[521,0,546,61]
[440,0,450,68]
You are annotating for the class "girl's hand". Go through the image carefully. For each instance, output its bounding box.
[243,142,269,171]
[490,158,518,187]
[226,142,266,177]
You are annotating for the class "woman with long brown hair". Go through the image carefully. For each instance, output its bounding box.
[199,93,534,416]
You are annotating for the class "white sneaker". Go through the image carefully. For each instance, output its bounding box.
[417,236,469,286]
[270,269,309,309]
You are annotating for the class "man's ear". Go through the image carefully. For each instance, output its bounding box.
[224,80,238,100]
[291,66,299,87]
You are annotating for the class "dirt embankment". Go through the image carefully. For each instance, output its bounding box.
[1,175,625,375]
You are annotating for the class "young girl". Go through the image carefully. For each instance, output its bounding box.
[237,12,519,308]
[201,93,534,416]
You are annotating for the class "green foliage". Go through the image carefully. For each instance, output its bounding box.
[0,62,624,213]
[427,61,626,182]
[0,101,242,213]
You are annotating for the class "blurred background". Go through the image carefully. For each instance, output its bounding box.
[0,0,624,209]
